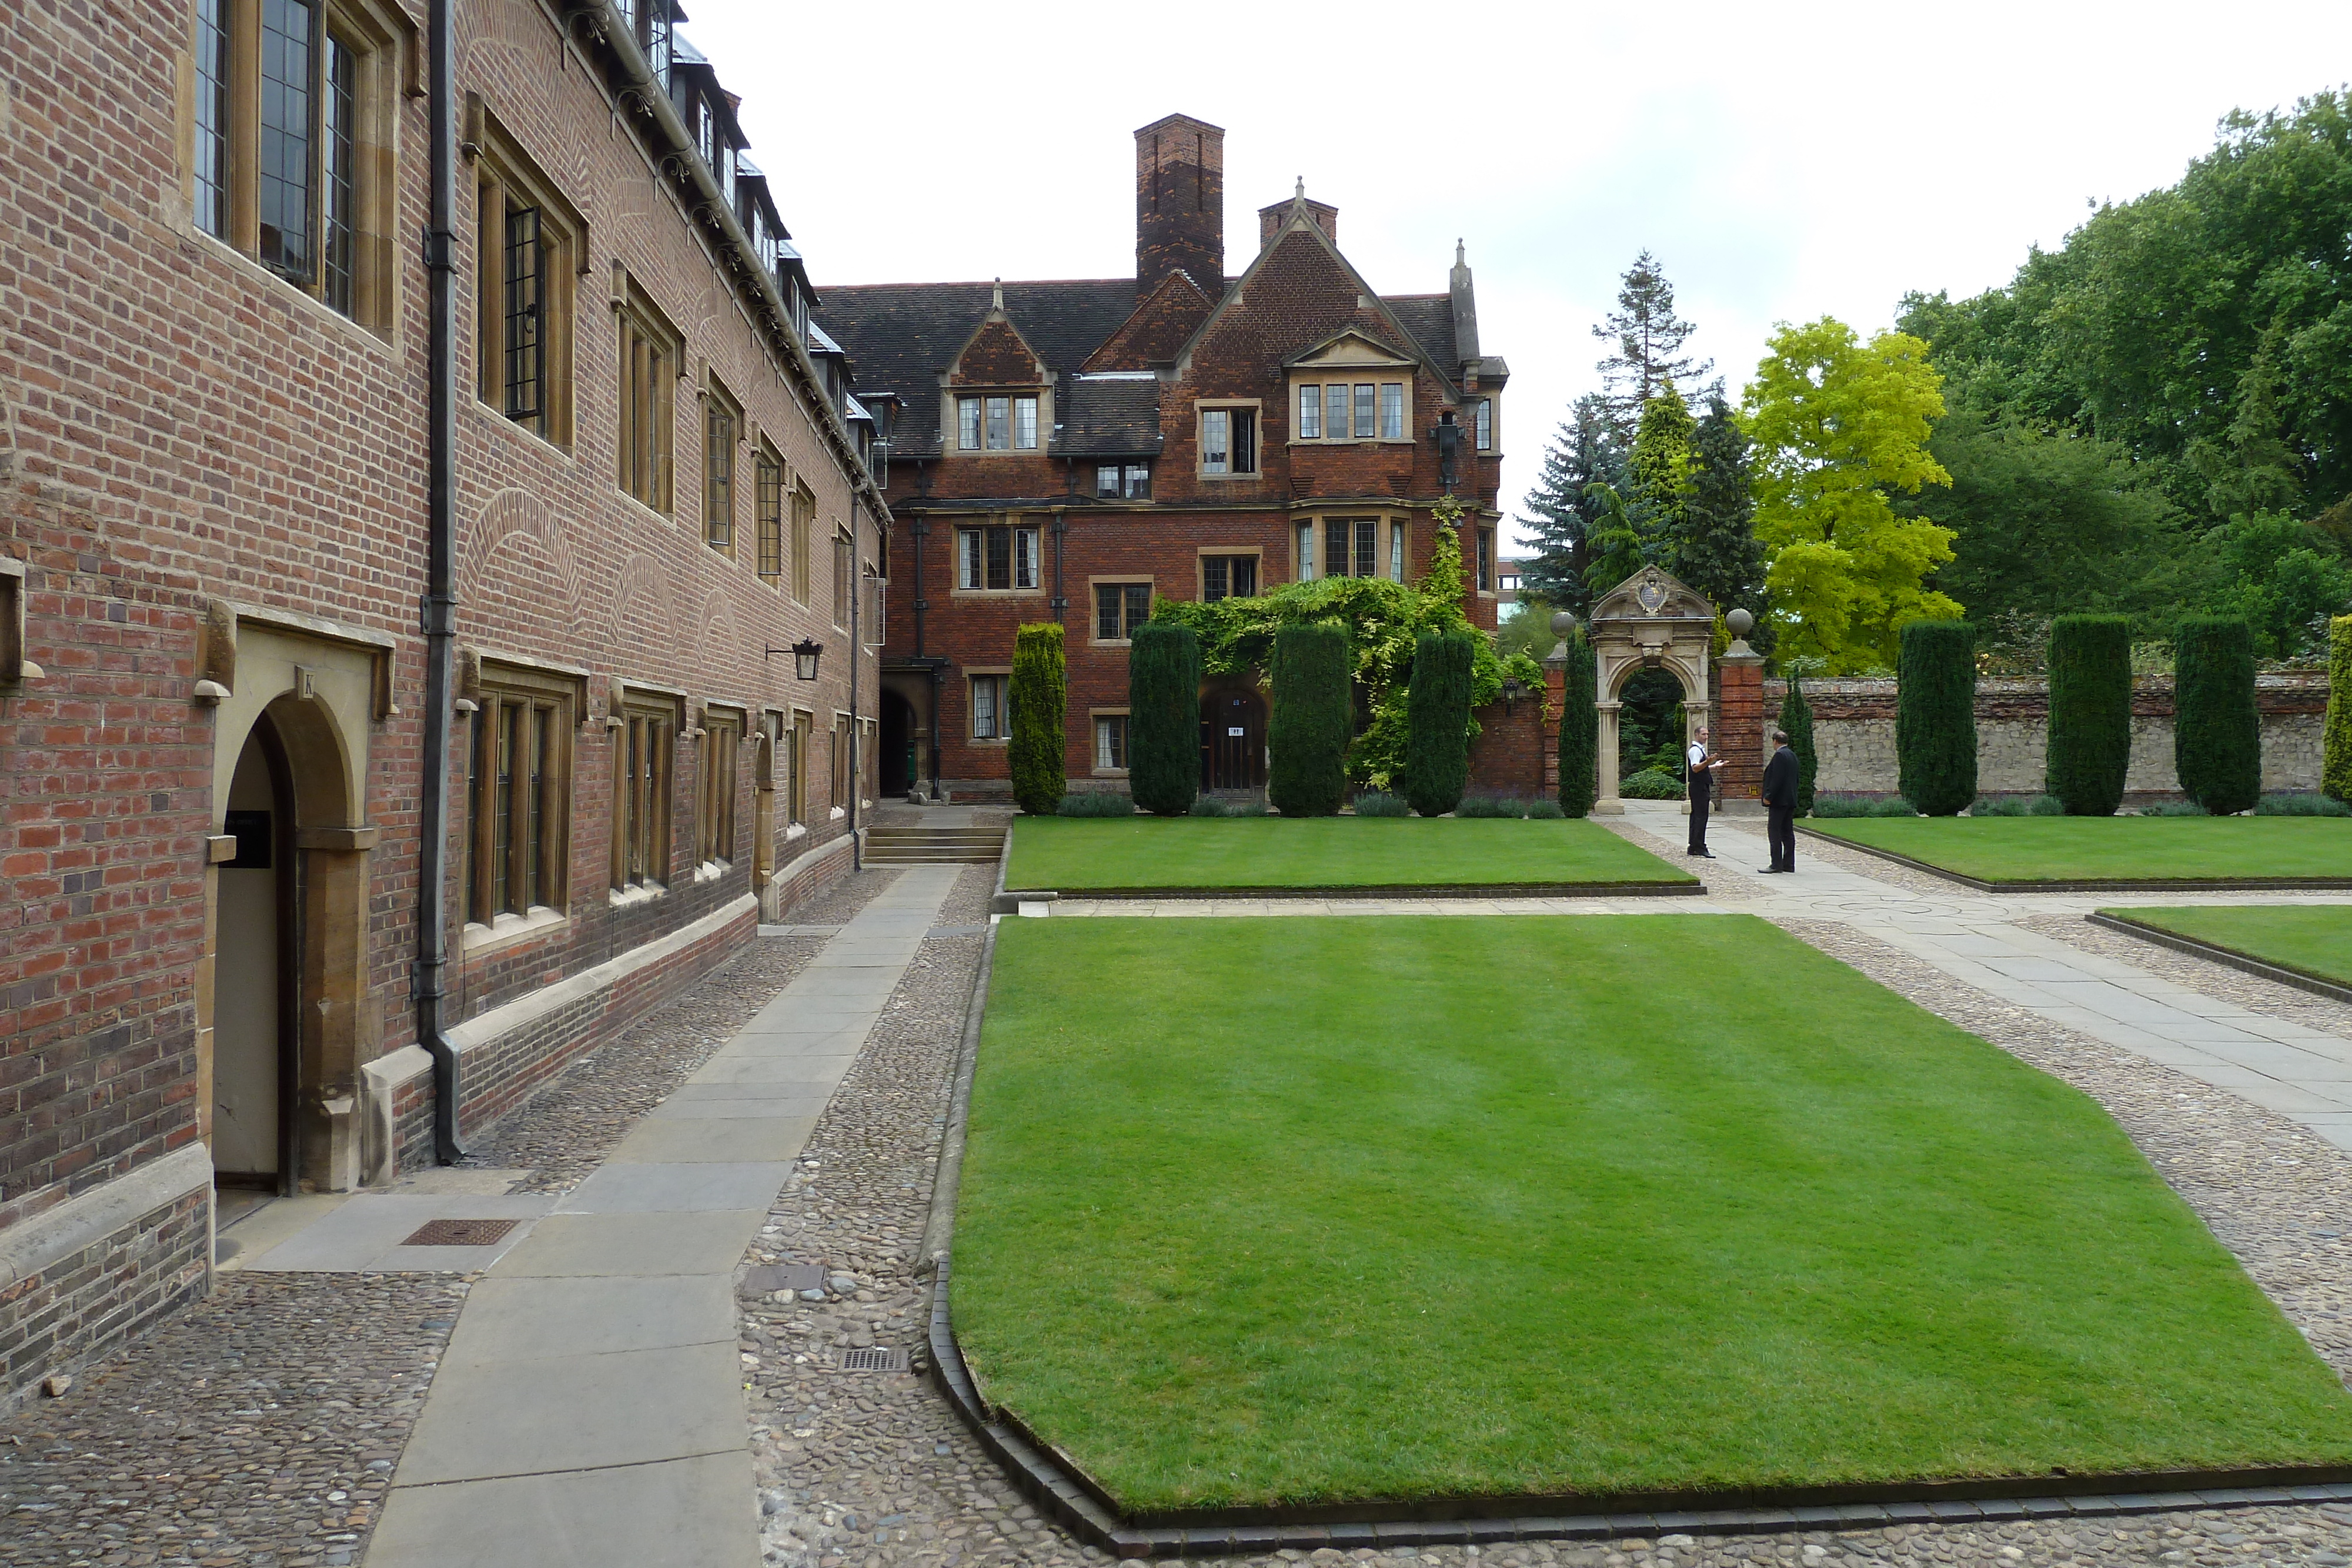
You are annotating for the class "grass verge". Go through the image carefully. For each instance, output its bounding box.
[954,915,2352,1512]
[2098,904,2352,988]
[1004,816,1694,891]
[1808,817,2352,885]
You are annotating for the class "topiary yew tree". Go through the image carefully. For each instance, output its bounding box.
[1268,621,1352,817]
[2046,613,2133,815]
[1558,631,1598,817]
[2174,615,2260,815]
[1009,622,1067,815]
[1404,628,1475,816]
[1896,619,1978,815]
[1781,674,1819,817]
[2328,616,2352,805]
[1127,619,1200,815]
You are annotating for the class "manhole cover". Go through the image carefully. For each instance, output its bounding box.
[841,1347,908,1372]
[741,1263,826,1296]
[402,1218,521,1247]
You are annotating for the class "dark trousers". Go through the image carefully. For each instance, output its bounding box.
[1688,780,1710,852]
[1767,805,1796,871]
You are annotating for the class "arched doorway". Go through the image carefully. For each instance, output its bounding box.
[1199,686,1266,791]
[1586,566,1718,813]
[215,715,296,1192]
[1616,665,1689,783]
[880,689,914,798]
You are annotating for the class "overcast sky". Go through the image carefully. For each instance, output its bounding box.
[681,0,2352,548]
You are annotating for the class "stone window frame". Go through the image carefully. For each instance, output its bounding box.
[703,373,744,558]
[1476,524,1497,597]
[1196,549,1261,603]
[181,0,410,337]
[952,518,1045,599]
[614,271,683,516]
[1088,575,1154,646]
[830,711,854,818]
[965,667,1011,747]
[610,683,682,902]
[696,701,745,870]
[462,657,581,952]
[0,557,34,686]
[785,707,814,831]
[1197,399,1262,479]
[470,100,583,449]
[1473,394,1497,453]
[790,478,817,605]
[1094,462,1151,500]
[1090,707,1131,778]
[754,438,787,584]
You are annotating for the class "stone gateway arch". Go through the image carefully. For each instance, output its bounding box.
[1584,566,1765,816]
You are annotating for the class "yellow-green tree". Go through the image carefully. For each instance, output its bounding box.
[1742,318,1959,670]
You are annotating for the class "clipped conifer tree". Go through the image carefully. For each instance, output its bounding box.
[1403,629,1475,816]
[1896,619,1978,815]
[1267,622,1352,817]
[1127,619,1200,815]
[1557,631,1598,817]
[1781,674,1819,817]
[2328,616,2352,805]
[2046,613,2133,815]
[1008,622,1066,815]
[2174,615,2260,815]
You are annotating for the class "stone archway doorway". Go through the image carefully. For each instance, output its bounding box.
[214,714,297,1191]
[1588,566,1718,815]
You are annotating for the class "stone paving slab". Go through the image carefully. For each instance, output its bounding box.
[443,1274,734,1365]
[366,1451,760,1568]
[606,1113,821,1164]
[240,1191,554,1273]
[558,1160,796,1212]
[490,1209,771,1277]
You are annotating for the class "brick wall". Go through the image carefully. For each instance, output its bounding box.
[0,1183,208,1417]
[1466,697,1545,798]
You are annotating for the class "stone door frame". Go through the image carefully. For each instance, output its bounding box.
[1588,566,1717,816]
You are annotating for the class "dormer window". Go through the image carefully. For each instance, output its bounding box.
[957,394,1039,452]
[1096,463,1151,499]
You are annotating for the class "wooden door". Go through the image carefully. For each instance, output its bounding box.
[1199,689,1266,790]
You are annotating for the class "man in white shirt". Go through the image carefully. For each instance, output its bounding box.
[1686,725,1726,858]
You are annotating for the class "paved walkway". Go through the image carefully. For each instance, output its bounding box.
[364,866,961,1568]
[1051,801,2352,1154]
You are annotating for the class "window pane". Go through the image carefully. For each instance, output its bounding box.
[985,397,1010,450]
[1298,521,1314,581]
[495,702,517,913]
[321,34,357,316]
[1203,556,1227,602]
[1390,521,1405,582]
[958,397,981,450]
[985,525,1010,590]
[1097,464,1119,498]
[527,704,549,907]
[958,528,980,590]
[1355,519,1377,578]
[706,403,734,550]
[1232,410,1257,473]
[1201,409,1227,473]
[258,0,316,283]
[504,206,543,424]
[1380,383,1404,440]
[193,0,230,239]
[1479,529,1494,591]
[1095,583,1121,640]
[1327,521,1348,578]
[757,454,783,579]
[1298,383,1320,440]
[1125,463,1150,499]
[1015,528,1037,590]
[1476,397,1493,450]
[1327,385,1348,441]
[1232,556,1257,597]
[1096,716,1128,771]
[466,706,486,924]
[1014,396,1038,449]
[1352,384,1374,439]
[1125,583,1151,632]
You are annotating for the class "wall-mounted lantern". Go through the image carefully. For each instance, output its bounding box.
[763,637,824,681]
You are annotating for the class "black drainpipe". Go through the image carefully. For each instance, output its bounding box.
[416,0,466,1164]
[1050,510,1067,624]
[849,499,863,871]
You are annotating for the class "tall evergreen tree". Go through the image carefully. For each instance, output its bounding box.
[1671,397,1773,652]
[1628,383,1695,540]
[1592,250,1715,438]
[1514,394,1622,614]
[1126,620,1201,815]
[1556,630,1598,817]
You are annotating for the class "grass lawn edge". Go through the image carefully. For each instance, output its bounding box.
[1799,823,2352,892]
[2087,910,2352,1005]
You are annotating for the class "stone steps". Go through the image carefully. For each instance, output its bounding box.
[864,827,1006,865]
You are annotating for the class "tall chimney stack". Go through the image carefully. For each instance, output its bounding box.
[1134,113,1224,296]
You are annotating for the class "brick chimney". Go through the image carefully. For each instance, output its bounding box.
[1258,181,1338,251]
[1135,113,1224,295]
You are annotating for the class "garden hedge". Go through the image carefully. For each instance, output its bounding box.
[2174,615,2260,815]
[2328,616,2352,805]
[1127,620,1201,815]
[1403,629,1475,817]
[1782,674,1819,818]
[2046,614,2133,816]
[1896,620,1977,816]
[1558,631,1598,817]
[1267,622,1352,817]
[1009,622,1067,816]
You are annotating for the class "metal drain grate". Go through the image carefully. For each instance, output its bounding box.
[402,1218,522,1247]
[740,1262,827,1296]
[841,1346,908,1372]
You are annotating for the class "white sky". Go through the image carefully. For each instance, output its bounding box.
[681,0,2352,549]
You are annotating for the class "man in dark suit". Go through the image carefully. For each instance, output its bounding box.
[1761,727,1799,874]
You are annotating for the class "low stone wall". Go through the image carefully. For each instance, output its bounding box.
[1765,674,2330,798]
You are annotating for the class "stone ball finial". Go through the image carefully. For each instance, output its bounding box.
[1550,610,1578,638]
[1726,608,1754,637]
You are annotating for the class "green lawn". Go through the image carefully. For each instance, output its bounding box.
[954,916,2352,1512]
[2100,904,2352,987]
[1809,815,2352,884]
[1004,816,1695,892]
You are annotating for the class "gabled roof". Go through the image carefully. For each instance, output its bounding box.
[1382,295,1460,376]
[1081,270,1216,372]
[813,280,1144,403]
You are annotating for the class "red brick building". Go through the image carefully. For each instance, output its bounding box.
[818,115,1512,798]
[0,0,883,1406]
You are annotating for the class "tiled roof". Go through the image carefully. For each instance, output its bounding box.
[1055,379,1163,457]
[1382,295,1460,374]
[814,279,1144,403]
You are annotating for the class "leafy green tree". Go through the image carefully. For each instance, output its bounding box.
[1008,623,1067,815]
[1743,317,1959,670]
[2327,616,2352,804]
[2205,511,2352,659]
[1267,622,1352,817]
[1514,394,1622,614]
[1896,620,1978,815]
[1592,250,1714,438]
[1581,482,1649,597]
[1557,630,1598,817]
[2046,614,2133,815]
[2174,616,2260,814]
[1404,630,1475,816]
[1780,674,1819,817]
[1670,396,1771,649]
[1127,619,1200,815]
